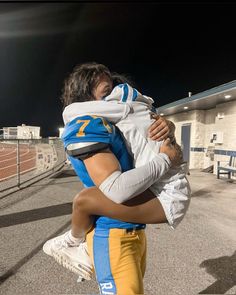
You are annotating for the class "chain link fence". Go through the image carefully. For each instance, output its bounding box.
[0,138,67,194]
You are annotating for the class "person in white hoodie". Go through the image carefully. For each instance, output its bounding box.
[43,63,190,294]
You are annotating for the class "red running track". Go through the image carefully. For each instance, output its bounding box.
[0,143,36,181]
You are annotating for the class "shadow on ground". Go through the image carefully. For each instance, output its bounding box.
[199,251,236,294]
[0,202,72,228]
[0,221,71,285]
[51,169,77,178]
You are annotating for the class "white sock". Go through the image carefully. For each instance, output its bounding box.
[66,230,85,246]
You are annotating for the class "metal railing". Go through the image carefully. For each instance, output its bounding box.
[0,138,67,194]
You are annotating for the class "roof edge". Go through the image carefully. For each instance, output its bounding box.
[158,80,236,111]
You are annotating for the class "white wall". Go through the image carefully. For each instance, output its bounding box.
[35,143,58,172]
[166,110,205,169]
[165,100,236,174]
[17,126,41,139]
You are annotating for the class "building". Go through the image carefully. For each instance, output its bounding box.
[1,124,41,139]
[157,80,236,175]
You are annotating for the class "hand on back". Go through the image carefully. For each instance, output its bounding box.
[160,138,183,167]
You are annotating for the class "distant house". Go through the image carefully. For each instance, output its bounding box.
[1,124,41,139]
[157,80,236,174]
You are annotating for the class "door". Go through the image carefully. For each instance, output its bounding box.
[181,124,191,163]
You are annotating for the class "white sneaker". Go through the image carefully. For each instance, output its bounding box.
[43,232,93,280]
[43,231,74,256]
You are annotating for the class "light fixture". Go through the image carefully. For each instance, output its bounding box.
[160,113,164,116]
[183,106,188,110]
[58,127,64,138]
[217,112,224,119]
[224,94,231,99]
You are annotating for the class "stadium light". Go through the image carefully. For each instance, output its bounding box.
[58,127,64,138]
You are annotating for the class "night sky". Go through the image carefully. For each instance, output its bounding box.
[1,2,236,137]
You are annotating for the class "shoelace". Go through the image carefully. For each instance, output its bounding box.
[54,233,75,249]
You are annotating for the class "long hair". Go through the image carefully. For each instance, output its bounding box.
[111,72,135,88]
[61,62,135,108]
[61,62,112,108]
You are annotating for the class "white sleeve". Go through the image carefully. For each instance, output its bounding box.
[63,101,130,125]
[99,153,171,204]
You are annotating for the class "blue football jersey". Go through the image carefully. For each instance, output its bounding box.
[62,115,145,229]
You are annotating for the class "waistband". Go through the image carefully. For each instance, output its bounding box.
[125,225,146,231]
[95,224,146,231]
[94,226,146,237]
[95,217,146,230]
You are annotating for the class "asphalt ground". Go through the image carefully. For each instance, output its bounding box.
[0,166,235,295]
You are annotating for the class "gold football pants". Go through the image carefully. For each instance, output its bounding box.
[86,227,146,295]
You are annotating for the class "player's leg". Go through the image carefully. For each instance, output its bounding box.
[42,232,93,280]
[43,188,164,281]
[74,186,167,227]
[71,189,95,238]
[42,190,95,279]
[69,186,165,244]
[86,227,146,295]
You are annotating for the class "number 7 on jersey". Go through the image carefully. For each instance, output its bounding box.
[76,119,90,137]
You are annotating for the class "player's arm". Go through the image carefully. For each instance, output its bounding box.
[63,91,175,142]
[81,139,178,204]
[64,115,178,204]
[63,100,127,125]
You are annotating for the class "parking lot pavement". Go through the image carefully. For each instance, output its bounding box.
[0,168,235,295]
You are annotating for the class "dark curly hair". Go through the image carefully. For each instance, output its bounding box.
[111,72,135,88]
[61,62,112,108]
[61,62,135,109]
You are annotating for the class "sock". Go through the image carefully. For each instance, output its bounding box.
[66,230,85,246]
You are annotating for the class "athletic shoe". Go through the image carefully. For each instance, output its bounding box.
[43,231,76,256]
[43,232,93,280]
